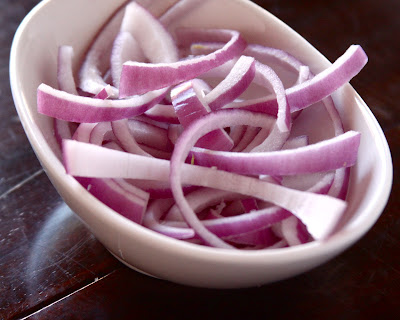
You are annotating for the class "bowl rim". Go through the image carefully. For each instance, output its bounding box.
[9,0,393,264]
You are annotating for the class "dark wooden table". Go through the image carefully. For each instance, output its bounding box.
[1,0,399,319]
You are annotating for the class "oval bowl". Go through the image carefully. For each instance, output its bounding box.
[10,0,392,288]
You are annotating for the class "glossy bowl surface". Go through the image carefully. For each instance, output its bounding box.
[10,0,392,288]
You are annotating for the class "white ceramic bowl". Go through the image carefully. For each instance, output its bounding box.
[10,0,392,288]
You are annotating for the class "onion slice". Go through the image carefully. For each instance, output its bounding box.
[110,31,146,88]
[57,45,78,95]
[120,1,179,64]
[288,45,368,111]
[54,45,79,148]
[171,79,234,151]
[119,28,247,96]
[144,103,179,124]
[37,83,167,123]
[223,45,367,116]
[78,3,125,97]
[205,55,256,111]
[189,130,360,176]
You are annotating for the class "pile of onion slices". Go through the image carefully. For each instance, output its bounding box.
[37,0,367,250]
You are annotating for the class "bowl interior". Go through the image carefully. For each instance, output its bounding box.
[10,0,392,288]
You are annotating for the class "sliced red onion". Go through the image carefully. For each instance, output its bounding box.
[37,83,167,123]
[282,135,309,150]
[232,64,310,153]
[296,218,311,243]
[110,31,146,88]
[134,114,170,130]
[73,90,150,224]
[192,43,304,72]
[225,95,279,116]
[190,130,360,176]
[288,45,368,111]
[265,239,288,249]
[254,62,290,132]
[63,135,345,242]
[165,188,240,222]
[205,55,256,111]
[171,208,290,242]
[144,103,179,124]
[41,0,366,250]
[244,44,304,75]
[194,57,239,79]
[54,118,76,151]
[167,124,184,145]
[191,42,306,88]
[120,1,179,64]
[232,126,260,152]
[77,0,180,97]
[111,115,173,157]
[111,119,151,156]
[119,29,247,96]
[103,141,123,151]
[129,179,198,199]
[57,45,78,95]
[240,126,272,152]
[138,144,172,160]
[147,172,334,240]
[78,3,125,97]
[240,198,258,213]
[124,119,173,151]
[72,122,97,142]
[273,212,311,246]
[143,199,196,239]
[322,97,350,200]
[171,79,234,151]
[63,131,341,208]
[72,119,150,224]
[94,84,114,100]
[250,122,291,152]
[245,44,306,89]
[223,45,367,116]
[296,65,311,84]
[204,210,224,221]
[195,56,290,133]
[167,109,348,246]
[224,227,280,247]
[280,216,303,246]
[206,59,288,132]
[229,125,246,147]
[89,122,115,146]
[86,177,149,224]
[219,199,246,217]
[145,188,284,241]
[55,45,79,147]
[102,69,113,86]
[171,79,212,126]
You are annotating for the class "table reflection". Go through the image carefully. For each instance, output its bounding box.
[25,203,99,304]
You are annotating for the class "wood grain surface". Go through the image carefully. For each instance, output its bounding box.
[1,0,399,319]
